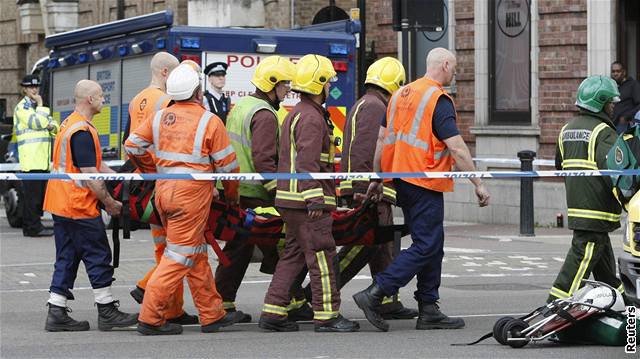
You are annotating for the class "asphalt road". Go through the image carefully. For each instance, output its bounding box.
[0,214,635,359]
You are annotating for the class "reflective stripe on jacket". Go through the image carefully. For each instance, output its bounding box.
[43,112,102,219]
[13,97,58,171]
[380,77,455,192]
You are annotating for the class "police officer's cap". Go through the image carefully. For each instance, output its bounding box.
[205,62,228,76]
[21,75,41,87]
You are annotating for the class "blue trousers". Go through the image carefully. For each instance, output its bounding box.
[375,180,444,303]
[49,215,114,299]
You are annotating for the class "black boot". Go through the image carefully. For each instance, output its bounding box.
[97,301,139,331]
[168,311,199,325]
[314,315,360,333]
[137,321,183,335]
[352,282,389,331]
[225,308,252,323]
[258,316,299,332]
[130,286,144,304]
[201,311,245,333]
[416,301,465,330]
[380,302,419,320]
[45,304,90,332]
[287,302,314,322]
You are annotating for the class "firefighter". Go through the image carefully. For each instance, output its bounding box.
[43,80,138,332]
[123,52,198,326]
[334,57,418,320]
[13,74,57,237]
[203,61,231,123]
[547,75,624,303]
[353,48,490,332]
[214,55,312,322]
[125,63,244,335]
[259,54,360,333]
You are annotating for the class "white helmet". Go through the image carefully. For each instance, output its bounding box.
[575,283,625,312]
[167,63,201,101]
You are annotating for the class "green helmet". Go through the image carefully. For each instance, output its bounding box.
[575,75,621,113]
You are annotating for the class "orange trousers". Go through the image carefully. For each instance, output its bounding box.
[136,224,185,320]
[139,180,226,326]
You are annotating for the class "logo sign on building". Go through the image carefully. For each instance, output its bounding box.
[202,52,302,108]
[497,0,530,37]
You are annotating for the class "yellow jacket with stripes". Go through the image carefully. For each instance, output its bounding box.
[555,110,621,232]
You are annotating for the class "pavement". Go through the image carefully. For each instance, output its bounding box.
[0,213,636,359]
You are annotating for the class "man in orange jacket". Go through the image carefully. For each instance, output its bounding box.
[124,52,198,325]
[43,80,138,332]
[125,63,244,335]
[353,48,490,332]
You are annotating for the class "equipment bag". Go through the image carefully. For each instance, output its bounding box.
[607,125,640,205]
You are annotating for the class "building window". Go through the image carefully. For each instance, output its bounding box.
[489,0,531,124]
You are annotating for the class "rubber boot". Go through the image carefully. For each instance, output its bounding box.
[201,311,245,333]
[168,311,199,325]
[416,301,465,330]
[45,304,90,332]
[130,286,144,304]
[314,315,360,333]
[287,302,314,322]
[258,316,299,332]
[137,321,183,335]
[352,282,389,331]
[97,301,139,331]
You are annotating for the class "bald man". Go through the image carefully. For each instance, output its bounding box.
[43,80,139,332]
[353,48,490,332]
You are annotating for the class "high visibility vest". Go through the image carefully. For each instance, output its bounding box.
[128,87,172,134]
[381,77,455,192]
[12,97,58,171]
[225,95,278,200]
[43,112,102,219]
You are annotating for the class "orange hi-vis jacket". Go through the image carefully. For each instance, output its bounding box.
[381,77,455,192]
[43,112,103,219]
[128,87,172,135]
[124,101,240,199]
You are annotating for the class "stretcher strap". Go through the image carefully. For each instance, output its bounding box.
[205,231,230,267]
[122,181,130,240]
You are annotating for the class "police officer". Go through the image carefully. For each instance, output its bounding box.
[548,75,625,303]
[259,54,359,333]
[203,61,231,123]
[13,74,57,237]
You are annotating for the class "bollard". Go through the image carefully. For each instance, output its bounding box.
[518,150,536,236]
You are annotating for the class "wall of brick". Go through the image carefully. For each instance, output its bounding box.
[453,0,475,146]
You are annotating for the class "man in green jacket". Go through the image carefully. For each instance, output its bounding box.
[548,75,625,302]
[13,75,58,237]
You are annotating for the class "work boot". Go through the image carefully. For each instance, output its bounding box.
[258,316,299,332]
[380,303,419,320]
[129,286,144,304]
[97,301,139,331]
[352,282,389,331]
[137,321,183,335]
[287,302,314,322]
[45,304,90,332]
[314,315,360,333]
[201,311,245,333]
[225,308,252,323]
[416,301,465,330]
[168,311,199,325]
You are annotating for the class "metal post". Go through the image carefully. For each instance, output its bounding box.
[357,0,366,98]
[401,0,410,83]
[518,150,536,236]
[117,0,125,20]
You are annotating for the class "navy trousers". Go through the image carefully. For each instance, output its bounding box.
[375,180,445,303]
[49,215,114,299]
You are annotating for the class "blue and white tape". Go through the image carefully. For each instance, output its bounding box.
[0,169,637,181]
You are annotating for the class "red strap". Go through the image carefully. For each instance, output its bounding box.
[205,231,231,267]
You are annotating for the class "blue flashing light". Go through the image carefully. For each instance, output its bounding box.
[118,45,129,57]
[156,38,166,49]
[78,53,89,63]
[180,37,200,49]
[329,43,349,55]
[63,54,77,66]
[47,58,59,68]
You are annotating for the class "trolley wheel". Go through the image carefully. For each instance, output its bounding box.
[492,316,514,345]
[502,319,530,348]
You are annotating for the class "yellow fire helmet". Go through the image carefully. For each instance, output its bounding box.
[291,54,337,96]
[251,56,296,93]
[365,57,406,94]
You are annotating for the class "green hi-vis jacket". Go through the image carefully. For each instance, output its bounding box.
[555,110,621,232]
[12,97,58,172]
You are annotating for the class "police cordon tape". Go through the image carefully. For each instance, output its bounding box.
[0,169,637,181]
